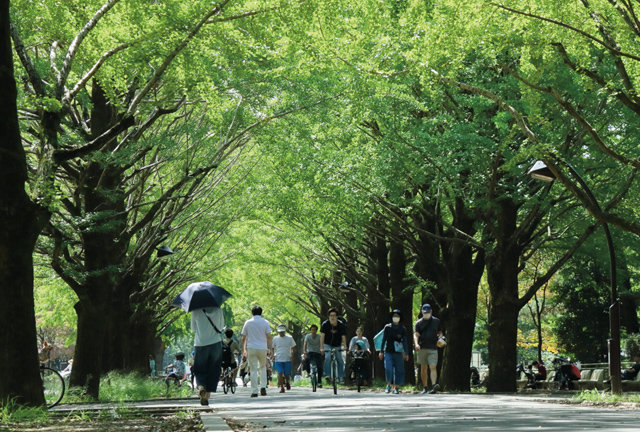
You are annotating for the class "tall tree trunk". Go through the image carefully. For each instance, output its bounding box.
[439,199,485,391]
[70,297,108,396]
[0,1,47,404]
[69,83,128,397]
[365,233,390,380]
[485,198,520,393]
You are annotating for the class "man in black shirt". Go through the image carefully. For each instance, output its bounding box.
[414,303,442,394]
[320,307,347,383]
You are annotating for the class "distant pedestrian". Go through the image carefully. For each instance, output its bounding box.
[191,306,225,405]
[272,324,296,393]
[379,309,409,394]
[241,306,273,397]
[414,303,442,394]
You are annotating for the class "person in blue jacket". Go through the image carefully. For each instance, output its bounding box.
[378,309,409,394]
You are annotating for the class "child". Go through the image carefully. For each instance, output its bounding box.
[271,324,296,393]
[165,352,186,386]
[239,358,250,387]
[349,340,369,383]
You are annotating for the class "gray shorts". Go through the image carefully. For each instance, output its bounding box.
[416,348,438,366]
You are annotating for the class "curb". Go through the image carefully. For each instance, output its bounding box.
[201,412,232,431]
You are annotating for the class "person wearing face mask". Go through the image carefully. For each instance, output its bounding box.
[414,303,442,394]
[378,309,409,394]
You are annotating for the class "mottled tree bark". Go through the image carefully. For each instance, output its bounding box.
[0,0,47,406]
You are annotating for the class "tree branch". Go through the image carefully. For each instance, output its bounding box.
[56,0,121,99]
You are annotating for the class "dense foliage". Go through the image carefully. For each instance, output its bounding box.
[3,0,640,403]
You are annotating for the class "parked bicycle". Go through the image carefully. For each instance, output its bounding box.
[40,364,65,408]
[221,365,236,394]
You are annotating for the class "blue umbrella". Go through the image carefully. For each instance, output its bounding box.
[172,281,232,312]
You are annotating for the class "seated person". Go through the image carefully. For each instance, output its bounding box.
[61,359,73,379]
[470,367,480,387]
[621,355,640,381]
[530,360,547,381]
[553,357,580,390]
[165,352,186,386]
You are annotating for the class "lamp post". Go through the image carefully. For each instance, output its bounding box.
[528,160,622,394]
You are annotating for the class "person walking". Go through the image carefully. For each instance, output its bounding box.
[272,324,296,393]
[320,307,347,384]
[303,324,323,388]
[241,306,272,397]
[414,303,442,394]
[191,306,225,405]
[378,309,409,394]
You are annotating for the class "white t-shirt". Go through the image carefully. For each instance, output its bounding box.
[191,307,224,347]
[272,334,296,362]
[241,315,271,350]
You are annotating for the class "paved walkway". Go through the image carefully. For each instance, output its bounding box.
[203,386,640,431]
[53,386,640,431]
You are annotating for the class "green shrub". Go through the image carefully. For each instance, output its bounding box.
[624,333,640,359]
[98,372,191,402]
[0,398,49,423]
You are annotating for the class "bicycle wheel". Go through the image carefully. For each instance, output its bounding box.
[222,373,229,394]
[230,376,236,394]
[41,366,65,408]
[311,369,317,392]
[332,360,338,395]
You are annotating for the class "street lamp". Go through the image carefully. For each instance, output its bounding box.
[528,160,622,394]
[156,245,174,258]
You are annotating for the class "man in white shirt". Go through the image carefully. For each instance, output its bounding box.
[191,306,225,405]
[241,306,272,397]
[271,324,296,393]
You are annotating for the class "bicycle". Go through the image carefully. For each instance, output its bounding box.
[40,364,65,408]
[327,347,344,395]
[349,350,367,393]
[221,365,237,394]
[309,357,319,392]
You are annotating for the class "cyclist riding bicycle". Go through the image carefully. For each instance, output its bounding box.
[303,324,323,388]
[221,328,241,378]
[320,307,347,384]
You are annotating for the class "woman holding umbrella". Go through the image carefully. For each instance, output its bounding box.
[173,281,231,406]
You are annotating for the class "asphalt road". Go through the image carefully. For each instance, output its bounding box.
[204,385,640,431]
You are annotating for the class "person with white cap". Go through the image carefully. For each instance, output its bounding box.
[271,324,296,393]
[414,303,443,394]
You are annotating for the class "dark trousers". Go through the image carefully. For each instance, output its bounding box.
[303,352,324,379]
[192,342,222,392]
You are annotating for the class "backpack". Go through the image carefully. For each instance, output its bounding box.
[222,340,233,364]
